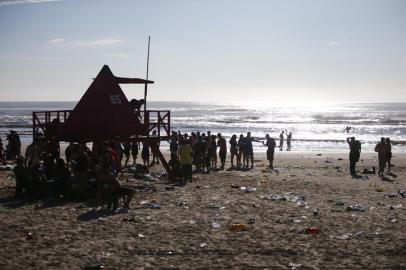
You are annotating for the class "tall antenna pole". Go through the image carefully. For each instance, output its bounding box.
[144,35,150,112]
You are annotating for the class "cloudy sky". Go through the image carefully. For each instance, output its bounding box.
[0,0,405,102]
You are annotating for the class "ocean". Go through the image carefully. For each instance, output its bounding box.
[0,101,405,153]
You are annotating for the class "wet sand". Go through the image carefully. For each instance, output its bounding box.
[0,151,405,269]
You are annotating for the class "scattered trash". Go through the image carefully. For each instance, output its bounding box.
[149,203,161,209]
[207,202,219,209]
[0,165,13,171]
[229,223,248,231]
[305,227,320,234]
[346,204,367,212]
[288,262,302,270]
[211,222,221,229]
[248,218,255,224]
[189,220,196,225]
[313,209,319,216]
[25,232,33,240]
[230,184,240,188]
[398,190,406,198]
[389,204,402,210]
[122,217,137,223]
[138,233,145,238]
[84,264,107,270]
[177,200,188,208]
[240,187,257,193]
[200,242,207,248]
[336,233,351,240]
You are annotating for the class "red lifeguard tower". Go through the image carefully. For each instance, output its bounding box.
[32,64,173,178]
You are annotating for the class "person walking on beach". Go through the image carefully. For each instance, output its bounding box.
[131,141,139,165]
[279,130,284,151]
[217,133,227,170]
[263,134,276,170]
[347,137,361,176]
[141,142,150,167]
[286,131,292,151]
[386,138,392,173]
[375,137,388,177]
[229,134,239,168]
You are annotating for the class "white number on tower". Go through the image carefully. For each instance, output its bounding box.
[109,94,122,104]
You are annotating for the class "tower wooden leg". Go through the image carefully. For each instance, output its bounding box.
[149,141,176,180]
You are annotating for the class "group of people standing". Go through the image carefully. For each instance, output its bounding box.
[166,131,284,184]
[347,136,393,178]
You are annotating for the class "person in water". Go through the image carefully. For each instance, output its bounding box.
[279,130,284,151]
[347,137,361,176]
[286,131,292,151]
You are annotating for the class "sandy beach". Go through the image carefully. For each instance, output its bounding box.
[0,151,405,269]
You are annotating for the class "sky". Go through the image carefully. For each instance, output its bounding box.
[0,0,405,103]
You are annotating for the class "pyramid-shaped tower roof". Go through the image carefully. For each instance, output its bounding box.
[59,65,149,142]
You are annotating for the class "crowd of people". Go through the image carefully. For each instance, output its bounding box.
[0,127,397,211]
[2,133,135,210]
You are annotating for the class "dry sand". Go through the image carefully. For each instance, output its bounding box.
[0,151,405,269]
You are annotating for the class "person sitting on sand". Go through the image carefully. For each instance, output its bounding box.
[13,156,28,197]
[263,134,276,170]
[168,153,183,180]
[217,133,227,170]
[229,134,239,168]
[97,158,133,210]
[386,138,392,173]
[178,138,194,183]
[347,137,361,176]
[279,130,284,151]
[71,146,90,199]
[53,158,71,197]
[375,137,388,177]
